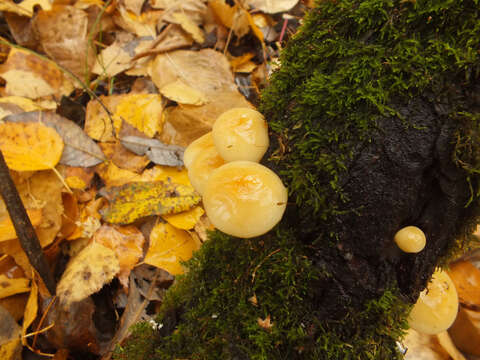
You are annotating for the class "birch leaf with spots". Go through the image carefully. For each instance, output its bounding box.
[100,181,201,224]
[0,122,63,171]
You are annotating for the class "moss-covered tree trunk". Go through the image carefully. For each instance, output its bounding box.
[117,1,480,359]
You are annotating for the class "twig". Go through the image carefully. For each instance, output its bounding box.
[0,150,56,295]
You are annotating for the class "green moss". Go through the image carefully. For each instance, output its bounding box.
[116,0,480,359]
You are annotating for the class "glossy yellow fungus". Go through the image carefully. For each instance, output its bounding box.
[394,226,426,253]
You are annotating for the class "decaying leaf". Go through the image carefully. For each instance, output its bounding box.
[21,275,38,345]
[100,181,201,224]
[0,209,42,242]
[160,79,208,105]
[209,0,250,38]
[0,48,74,99]
[144,222,200,275]
[0,103,23,121]
[4,111,105,167]
[0,305,22,360]
[0,122,63,171]
[0,0,52,17]
[113,5,162,37]
[0,96,44,112]
[33,5,95,79]
[171,12,204,44]
[0,275,30,299]
[99,141,150,173]
[84,95,123,142]
[56,241,120,305]
[162,206,204,230]
[93,224,145,289]
[120,135,184,167]
[139,165,192,186]
[257,315,273,331]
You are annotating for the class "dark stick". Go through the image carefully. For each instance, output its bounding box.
[0,150,56,295]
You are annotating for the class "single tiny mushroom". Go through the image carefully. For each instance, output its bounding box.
[203,161,287,238]
[394,225,426,253]
[408,269,459,335]
[212,107,269,163]
[183,132,225,195]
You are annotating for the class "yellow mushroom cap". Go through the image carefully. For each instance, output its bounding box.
[183,132,225,195]
[408,269,458,335]
[203,161,287,238]
[394,226,426,253]
[212,107,269,163]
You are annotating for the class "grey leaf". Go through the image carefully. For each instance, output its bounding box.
[4,111,105,167]
[121,135,184,167]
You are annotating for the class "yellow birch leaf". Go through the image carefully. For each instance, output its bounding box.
[0,96,44,112]
[144,222,200,275]
[0,122,63,171]
[21,275,38,345]
[114,94,163,137]
[0,336,22,360]
[172,12,205,44]
[56,241,120,305]
[139,165,192,186]
[162,206,204,230]
[0,209,42,242]
[65,176,87,190]
[100,181,201,224]
[96,161,141,187]
[0,275,30,299]
[160,80,208,106]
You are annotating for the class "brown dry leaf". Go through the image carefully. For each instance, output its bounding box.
[4,12,37,49]
[0,209,42,242]
[113,6,162,37]
[99,141,149,173]
[0,240,32,278]
[0,0,52,17]
[56,241,120,305]
[92,32,153,77]
[448,260,480,307]
[449,306,480,356]
[114,93,163,137]
[144,222,200,275]
[4,111,105,167]
[162,206,204,230]
[0,103,23,121]
[21,274,38,345]
[0,275,30,299]
[0,305,22,360]
[93,224,145,288]
[120,135,184,167]
[100,181,201,224]
[64,166,95,190]
[209,0,250,38]
[0,294,28,323]
[59,192,79,239]
[160,79,208,105]
[162,90,253,146]
[66,197,103,240]
[151,49,237,100]
[84,95,124,142]
[32,5,95,79]
[95,161,142,187]
[257,315,273,331]
[0,122,63,171]
[0,48,74,99]
[171,12,204,44]
[193,214,214,242]
[245,0,299,13]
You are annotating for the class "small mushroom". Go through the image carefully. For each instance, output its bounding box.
[212,107,269,163]
[408,269,459,335]
[203,161,287,238]
[394,226,426,253]
[183,132,225,195]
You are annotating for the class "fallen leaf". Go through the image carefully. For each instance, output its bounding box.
[0,294,28,322]
[114,93,163,137]
[33,5,95,79]
[84,95,123,142]
[209,0,250,38]
[93,224,145,289]
[448,260,480,307]
[0,122,63,171]
[0,103,23,121]
[0,209,42,242]
[0,275,30,299]
[123,0,145,15]
[0,0,52,17]
[64,166,95,190]
[162,206,204,230]
[95,161,141,187]
[100,181,201,224]
[172,12,204,44]
[144,222,200,275]
[59,192,79,239]
[120,135,184,167]
[56,241,120,305]
[0,96,44,112]
[0,305,22,360]
[113,6,162,37]
[139,165,191,186]
[449,306,480,356]
[245,0,299,13]
[257,315,273,331]
[0,48,74,99]
[21,275,38,345]
[160,79,208,105]
[99,141,150,173]
[4,111,105,167]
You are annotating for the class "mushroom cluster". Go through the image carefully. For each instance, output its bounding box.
[184,108,287,238]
